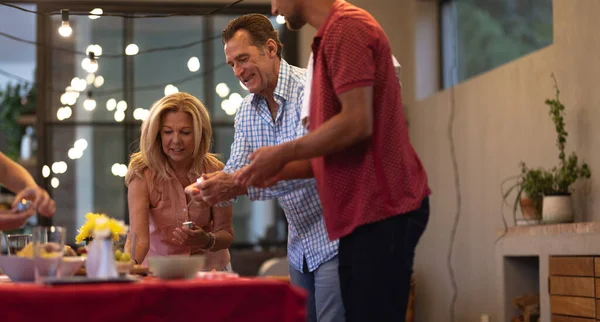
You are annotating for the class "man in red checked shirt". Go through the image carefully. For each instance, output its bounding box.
[234,1,431,321]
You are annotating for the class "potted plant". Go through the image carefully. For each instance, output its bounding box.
[502,74,591,225]
[502,163,553,225]
[540,74,591,223]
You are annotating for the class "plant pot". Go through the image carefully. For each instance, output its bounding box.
[542,194,573,224]
[519,197,540,220]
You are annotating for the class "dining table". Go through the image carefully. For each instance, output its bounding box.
[0,274,307,322]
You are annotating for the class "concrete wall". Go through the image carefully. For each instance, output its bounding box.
[407,0,600,321]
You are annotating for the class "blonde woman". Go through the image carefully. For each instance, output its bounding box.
[125,92,234,271]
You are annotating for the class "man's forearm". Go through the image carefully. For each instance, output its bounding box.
[0,154,37,193]
[282,111,371,163]
[279,160,313,180]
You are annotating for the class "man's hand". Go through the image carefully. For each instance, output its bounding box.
[12,186,56,217]
[172,226,210,248]
[233,144,290,187]
[196,171,245,206]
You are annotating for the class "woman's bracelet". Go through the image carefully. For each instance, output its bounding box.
[202,232,216,251]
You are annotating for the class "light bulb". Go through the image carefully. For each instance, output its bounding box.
[276,15,286,24]
[83,52,98,73]
[125,44,139,56]
[84,93,96,111]
[89,8,103,20]
[42,165,50,178]
[58,10,72,37]
[74,138,88,151]
[164,84,179,96]
[86,73,96,85]
[114,110,125,122]
[94,76,104,88]
[86,44,102,57]
[116,100,127,111]
[58,22,72,37]
[187,57,200,72]
[50,177,60,189]
[216,83,230,98]
[87,59,98,73]
[106,98,117,111]
[63,106,72,119]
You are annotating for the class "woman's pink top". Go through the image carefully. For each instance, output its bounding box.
[143,164,231,270]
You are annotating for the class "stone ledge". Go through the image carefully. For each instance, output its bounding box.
[496,222,600,238]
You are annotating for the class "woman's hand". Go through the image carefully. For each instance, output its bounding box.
[172,226,211,249]
[0,206,36,230]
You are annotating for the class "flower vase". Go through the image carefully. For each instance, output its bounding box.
[86,238,118,279]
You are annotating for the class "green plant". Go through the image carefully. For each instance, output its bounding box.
[502,163,553,222]
[502,73,591,221]
[0,82,36,160]
[544,73,591,194]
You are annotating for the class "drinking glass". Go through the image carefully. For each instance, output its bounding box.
[6,234,31,255]
[32,226,66,284]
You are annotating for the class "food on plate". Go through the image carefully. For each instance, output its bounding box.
[16,243,78,258]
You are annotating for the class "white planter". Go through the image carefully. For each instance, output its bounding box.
[86,238,118,279]
[542,195,574,224]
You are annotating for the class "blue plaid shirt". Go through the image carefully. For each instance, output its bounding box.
[223,59,338,273]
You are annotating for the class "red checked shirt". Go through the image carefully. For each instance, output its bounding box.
[308,0,431,240]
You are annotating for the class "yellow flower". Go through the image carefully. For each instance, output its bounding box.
[74,213,128,244]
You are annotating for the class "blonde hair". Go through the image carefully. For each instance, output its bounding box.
[125,92,222,185]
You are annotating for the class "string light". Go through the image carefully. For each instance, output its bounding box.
[93,75,104,88]
[116,100,127,112]
[42,165,50,178]
[276,15,285,24]
[106,98,117,111]
[88,8,103,20]
[1,1,245,18]
[125,44,139,56]
[83,91,96,111]
[164,84,179,96]
[86,73,95,85]
[85,44,102,57]
[215,83,230,98]
[187,57,200,72]
[81,52,98,73]
[58,9,72,37]
[114,110,125,122]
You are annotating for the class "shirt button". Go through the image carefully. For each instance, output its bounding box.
[183,207,187,212]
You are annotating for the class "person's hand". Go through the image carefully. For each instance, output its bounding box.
[172,225,210,248]
[233,145,288,187]
[0,206,36,230]
[235,166,282,189]
[195,171,241,206]
[12,186,56,217]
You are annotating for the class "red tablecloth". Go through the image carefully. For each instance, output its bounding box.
[0,277,307,322]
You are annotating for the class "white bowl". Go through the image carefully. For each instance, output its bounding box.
[147,255,205,280]
[0,256,86,282]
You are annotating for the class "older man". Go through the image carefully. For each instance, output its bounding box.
[185,14,344,322]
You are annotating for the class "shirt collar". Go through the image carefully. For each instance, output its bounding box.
[251,59,292,106]
[315,0,345,39]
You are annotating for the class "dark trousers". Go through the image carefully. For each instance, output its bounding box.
[338,197,430,322]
